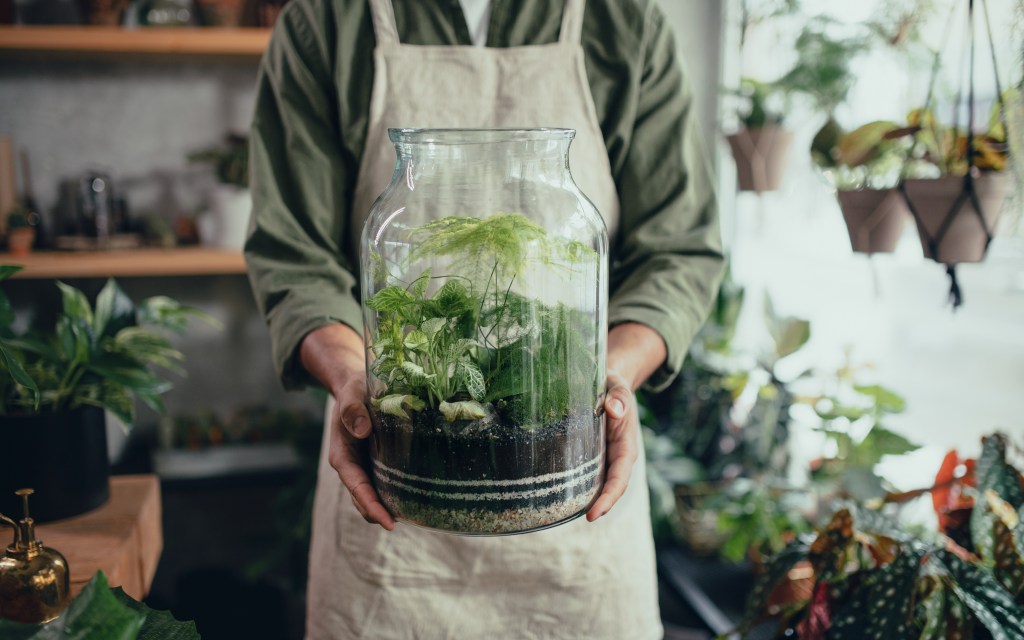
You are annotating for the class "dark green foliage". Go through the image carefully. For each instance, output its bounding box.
[0,272,216,425]
[365,213,599,427]
[828,547,926,639]
[935,549,1024,640]
[0,572,198,640]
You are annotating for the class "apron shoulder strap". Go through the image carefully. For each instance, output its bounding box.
[558,0,587,44]
[368,0,400,48]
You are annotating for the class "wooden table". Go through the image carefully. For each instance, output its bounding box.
[35,475,163,600]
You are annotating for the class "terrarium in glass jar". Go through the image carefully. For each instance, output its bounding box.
[360,129,608,535]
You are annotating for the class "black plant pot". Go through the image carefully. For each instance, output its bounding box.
[0,406,110,522]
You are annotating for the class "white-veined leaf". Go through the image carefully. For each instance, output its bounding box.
[458,360,486,401]
[373,394,426,421]
[439,400,488,422]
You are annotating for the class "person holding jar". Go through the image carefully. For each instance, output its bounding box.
[244,1,724,638]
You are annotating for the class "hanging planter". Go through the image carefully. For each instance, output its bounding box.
[903,173,1010,263]
[727,126,794,193]
[836,188,911,254]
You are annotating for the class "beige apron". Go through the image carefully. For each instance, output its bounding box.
[306,1,661,638]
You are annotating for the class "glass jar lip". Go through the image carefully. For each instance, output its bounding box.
[388,128,576,145]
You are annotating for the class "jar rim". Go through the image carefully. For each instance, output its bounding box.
[388,128,576,145]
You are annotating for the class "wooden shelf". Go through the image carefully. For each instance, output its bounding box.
[1,247,246,279]
[0,25,270,57]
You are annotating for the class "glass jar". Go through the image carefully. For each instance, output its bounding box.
[360,129,608,535]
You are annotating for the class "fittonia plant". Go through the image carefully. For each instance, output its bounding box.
[365,212,600,428]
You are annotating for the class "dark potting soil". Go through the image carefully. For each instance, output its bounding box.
[369,405,604,533]
[370,406,602,483]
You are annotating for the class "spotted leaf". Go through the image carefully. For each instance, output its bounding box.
[742,538,812,626]
[810,509,856,583]
[935,549,1024,640]
[916,576,971,640]
[986,492,1024,600]
[827,546,925,640]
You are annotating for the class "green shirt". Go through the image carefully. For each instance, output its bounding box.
[245,0,725,392]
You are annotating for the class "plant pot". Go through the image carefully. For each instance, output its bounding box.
[836,188,910,254]
[7,227,35,256]
[0,406,111,522]
[194,0,242,26]
[199,184,251,250]
[726,126,794,193]
[903,173,1010,264]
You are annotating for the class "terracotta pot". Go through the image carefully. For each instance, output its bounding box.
[0,406,110,523]
[7,228,35,256]
[195,0,243,26]
[837,188,910,254]
[726,126,794,193]
[903,173,1010,264]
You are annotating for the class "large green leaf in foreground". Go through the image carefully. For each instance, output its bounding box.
[0,571,198,640]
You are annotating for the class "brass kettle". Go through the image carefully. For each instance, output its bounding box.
[0,489,71,624]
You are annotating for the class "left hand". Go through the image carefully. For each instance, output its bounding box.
[586,369,640,521]
[586,322,667,522]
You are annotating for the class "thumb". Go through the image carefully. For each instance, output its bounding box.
[338,396,372,439]
[605,384,631,420]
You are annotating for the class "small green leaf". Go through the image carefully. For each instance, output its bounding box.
[0,339,40,408]
[409,269,431,299]
[458,359,486,401]
[400,361,433,384]
[56,281,94,327]
[373,394,425,421]
[0,265,23,281]
[432,279,474,316]
[365,286,415,313]
[110,587,200,639]
[420,317,448,339]
[370,337,392,358]
[438,400,488,422]
[93,279,137,339]
[403,330,428,351]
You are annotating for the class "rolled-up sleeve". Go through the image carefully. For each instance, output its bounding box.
[608,4,725,392]
[245,3,363,390]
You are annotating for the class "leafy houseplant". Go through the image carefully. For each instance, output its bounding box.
[188,133,250,250]
[0,267,211,520]
[364,213,603,534]
[738,433,1024,640]
[727,78,796,193]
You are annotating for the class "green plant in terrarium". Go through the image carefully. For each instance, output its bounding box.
[365,212,599,428]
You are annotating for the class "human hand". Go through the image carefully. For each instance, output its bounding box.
[300,324,395,531]
[587,322,667,522]
[586,369,639,522]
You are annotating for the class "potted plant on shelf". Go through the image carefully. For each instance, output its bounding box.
[737,432,1024,639]
[188,133,250,251]
[5,208,37,257]
[0,268,213,521]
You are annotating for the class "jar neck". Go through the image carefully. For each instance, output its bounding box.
[390,132,574,185]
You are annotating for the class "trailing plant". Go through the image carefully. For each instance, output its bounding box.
[775,21,866,119]
[736,432,1024,639]
[365,212,599,427]
[0,267,215,426]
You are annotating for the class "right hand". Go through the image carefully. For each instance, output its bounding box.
[300,323,395,531]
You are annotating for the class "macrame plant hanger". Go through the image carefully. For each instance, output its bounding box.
[897,0,1008,308]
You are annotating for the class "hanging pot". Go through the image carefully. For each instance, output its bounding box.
[903,173,1010,264]
[0,406,110,522]
[836,188,911,254]
[726,126,794,193]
